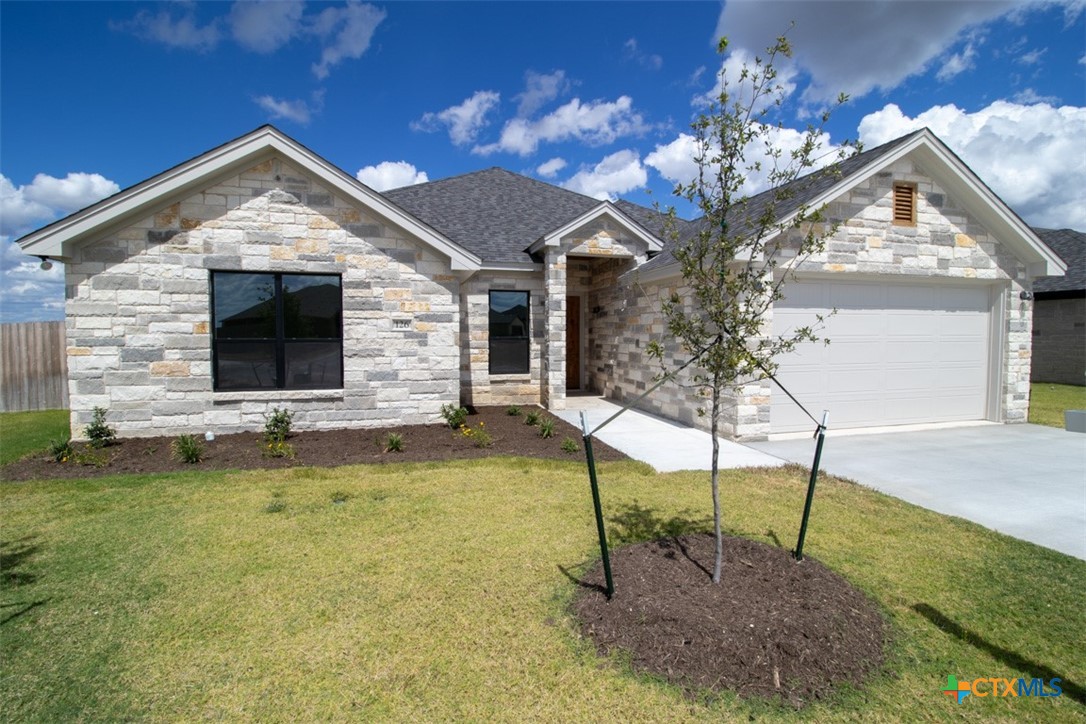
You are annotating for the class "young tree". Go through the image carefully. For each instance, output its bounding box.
[648,34,856,584]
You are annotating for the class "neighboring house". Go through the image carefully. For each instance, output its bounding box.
[1030,228,1085,386]
[16,126,1065,440]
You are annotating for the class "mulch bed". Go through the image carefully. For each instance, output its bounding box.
[572,533,887,708]
[1,406,625,482]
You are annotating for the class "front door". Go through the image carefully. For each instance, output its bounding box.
[566,295,580,390]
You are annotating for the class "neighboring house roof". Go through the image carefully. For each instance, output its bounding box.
[16,126,482,271]
[1032,228,1086,294]
[384,168,663,265]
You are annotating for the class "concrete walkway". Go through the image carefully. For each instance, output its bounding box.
[746,424,1086,561]
[555,396,785,472]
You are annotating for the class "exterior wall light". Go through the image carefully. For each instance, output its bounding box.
[38,256,53,271]
[1019,291,1034,301]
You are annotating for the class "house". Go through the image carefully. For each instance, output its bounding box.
[1030,228,1085,386]
[16,126,1065,440]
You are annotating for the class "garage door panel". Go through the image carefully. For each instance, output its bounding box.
[771,280,991,433]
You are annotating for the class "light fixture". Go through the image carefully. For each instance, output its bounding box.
[38,256,52,271]
[1019,291,1034,301]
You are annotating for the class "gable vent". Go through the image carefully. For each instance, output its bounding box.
[893,183,917,226]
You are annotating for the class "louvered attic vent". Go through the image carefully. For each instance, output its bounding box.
[892,183,917,226]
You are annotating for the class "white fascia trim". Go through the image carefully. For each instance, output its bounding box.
[18,127,482,272]
[479,261,543,272]
[526,202,664,255]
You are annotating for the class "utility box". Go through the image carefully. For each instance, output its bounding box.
[1066,410,1086,434]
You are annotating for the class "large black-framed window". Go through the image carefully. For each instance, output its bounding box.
[211,271,343,391]
[489,290,530,374]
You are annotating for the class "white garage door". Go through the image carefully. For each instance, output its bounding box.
[770,280,992,433]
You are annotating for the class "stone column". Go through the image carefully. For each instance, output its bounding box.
[543,247,567,409]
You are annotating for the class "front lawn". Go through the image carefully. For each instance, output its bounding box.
[2,459,1083,721]
[1030,383,1086,428]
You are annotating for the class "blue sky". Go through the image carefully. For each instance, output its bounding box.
[2,0,1084,322]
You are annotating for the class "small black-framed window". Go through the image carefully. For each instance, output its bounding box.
[210,271,343,391]
[488,290,530,374]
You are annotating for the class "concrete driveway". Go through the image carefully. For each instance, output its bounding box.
[745,424,1086,561]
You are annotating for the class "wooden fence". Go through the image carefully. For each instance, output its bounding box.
[0,321,69,412]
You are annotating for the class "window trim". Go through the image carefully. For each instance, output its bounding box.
[892,182,917,226]
[209,270,344,391]
[487,289,530,375]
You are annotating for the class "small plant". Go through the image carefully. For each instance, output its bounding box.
[49,438,73,463]
[440,403,469,429]
[383,432,404,453]
[524,410,541,426]
[505,405,522,417]
[263,499,286,514]
[72,447,108,468]
[330,490,349,505]
[84,407,116,449]
[561,437,579,454]
[263,440,296,459]
[263,407,294,443]
[539,418,555,439]
[171,434,204,464]
[458,421,493,448]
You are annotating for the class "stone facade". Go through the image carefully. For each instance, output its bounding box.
[64,156,460,439]
[1031,296,1085,385]
[590,157,1034,439]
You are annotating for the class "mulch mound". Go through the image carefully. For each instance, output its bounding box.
[1,406,625,482]
[572,533,887,708]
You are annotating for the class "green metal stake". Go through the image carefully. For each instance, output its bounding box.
[794,411,829,562]
[581,411,614,598]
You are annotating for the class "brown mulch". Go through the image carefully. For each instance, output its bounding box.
[1,406,625,482]
[572,533,887,708]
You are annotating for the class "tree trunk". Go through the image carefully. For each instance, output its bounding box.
[710,379,723,584]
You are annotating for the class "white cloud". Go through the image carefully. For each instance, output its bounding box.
[254,90,324,125]
[310,1,386,79]
[645,126,840,198]
[714,1,1025,103]
[474,96,649,156]
[699,47,799,114]
[536,157,567,178]
[1017,47,1047,65]
[1012,88,1061,104]
[230,0,304,53]
[1,172,120,237]
[0,236,65,322]
[562,150,648,201]
[858,101,1086,228]
[624,38,663,70]
[412,91,502,146]
[516,70,570,117]
[936,42,978,82]
[111,6,222,52]
[355,161,429,191]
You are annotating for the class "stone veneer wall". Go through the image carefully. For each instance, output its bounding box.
[459,271,545,406]
[64,156,460,439]
[590,157,1034,439]
[1030,296,1085,385]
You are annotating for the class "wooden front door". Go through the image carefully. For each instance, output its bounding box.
[565,295,580,390]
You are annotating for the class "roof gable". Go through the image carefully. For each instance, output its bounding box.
[1033,228,1085,293]
[18,126,482,271]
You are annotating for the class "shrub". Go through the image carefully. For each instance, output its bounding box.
[264,499,286,514]
[505,405,522,417]
[72,448,108,468]
[524,410,541,426]
[49,438,73,463]
[84,407,116,449]
[384,432,404,453]
[440,404,469,429]
[561,437,579,454]
[539,418,556,439]
[263,407,294,443]
[171,434,204,464]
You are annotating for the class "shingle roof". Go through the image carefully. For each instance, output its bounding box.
[1032,228,1086,293]
[383,167,602,264]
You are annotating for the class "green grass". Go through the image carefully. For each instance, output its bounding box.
[0,409,69,465]
[2,460,1084,721]
[1031,383,1086,428]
